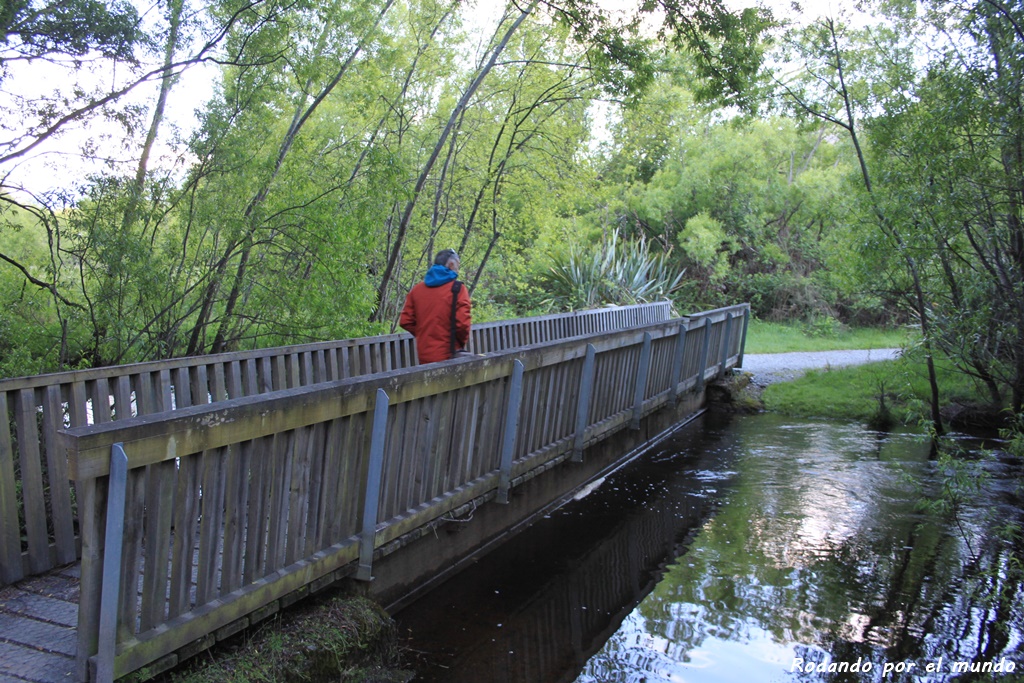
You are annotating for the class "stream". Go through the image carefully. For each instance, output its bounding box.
[394,411,1024,682]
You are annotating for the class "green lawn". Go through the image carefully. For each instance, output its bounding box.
[744,319,915,354]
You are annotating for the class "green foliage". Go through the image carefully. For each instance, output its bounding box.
[539,229,684,310]
[998,413,1024,460]
[0,0,142,66]
[0,0,1015,428]
[677,211,734,281]
[614,107,867,318]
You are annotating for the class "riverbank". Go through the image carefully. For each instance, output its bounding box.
[720,349,1006,432]
[741,348,902,387]
[143,593,411,683]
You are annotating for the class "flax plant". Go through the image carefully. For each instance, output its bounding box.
[541,230,685,310]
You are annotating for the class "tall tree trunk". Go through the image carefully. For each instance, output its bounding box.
[198,0,396,353]
[371,1,538,322]
[826,18,945,435]
[122,0,183,239]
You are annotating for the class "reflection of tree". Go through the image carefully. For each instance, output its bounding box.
[924,508,1024,682]
[623,417,1023,683]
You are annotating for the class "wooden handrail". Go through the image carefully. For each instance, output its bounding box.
[0,302,674,587]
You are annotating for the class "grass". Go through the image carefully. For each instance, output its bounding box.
[761,354,989,425]
[745,319,915,354]
[139,594,411,683]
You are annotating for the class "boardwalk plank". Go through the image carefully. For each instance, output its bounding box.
[0,588,76,628]
[42,386,76,566]
[0,613,76,656]
[0,640,74,682]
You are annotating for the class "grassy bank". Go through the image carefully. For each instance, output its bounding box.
[745,320,913,354]
[761,354,990,426]
[141,594,411,683]
[740,320,993,426]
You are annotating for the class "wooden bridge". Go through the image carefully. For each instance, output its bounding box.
[0,301,748,682]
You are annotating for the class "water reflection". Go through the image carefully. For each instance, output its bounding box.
[396,412,1024,683]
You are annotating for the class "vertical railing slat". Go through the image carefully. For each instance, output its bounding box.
[43,385,76,564]
[96,443,128,683]
[631,333,653,430]
[15,389,48,573]
[0,393,23,584]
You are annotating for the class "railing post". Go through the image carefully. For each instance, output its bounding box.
[719,313,734,379]
[357,389,390,582]
[497,360,525,504]
[572,345,597,462]
[96,443,129,683]
[738,306,750,368]
[631,333,652,430]
[670,322,687,405]
[697,317,713,392]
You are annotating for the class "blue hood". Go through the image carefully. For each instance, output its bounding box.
[424,264,458,287]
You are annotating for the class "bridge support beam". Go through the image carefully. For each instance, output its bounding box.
[357,389,390,582]
[95,443,128,683]
[719,313,734,380]
[572,345,597,462]
[631,333,652,430]
[497,361,525,504]
[670,323,687,406]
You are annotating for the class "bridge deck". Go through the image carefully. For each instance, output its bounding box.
[0,564,78,682]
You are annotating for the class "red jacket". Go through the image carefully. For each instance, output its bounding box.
[399,278,472,364]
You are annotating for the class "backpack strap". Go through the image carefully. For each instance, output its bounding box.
[450,280,463,359]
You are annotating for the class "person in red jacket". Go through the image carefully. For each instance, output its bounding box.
[400,249,472,364]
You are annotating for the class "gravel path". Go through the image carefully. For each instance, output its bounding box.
[739,348,902,387]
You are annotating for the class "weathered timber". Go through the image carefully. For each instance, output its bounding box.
[2,303,671,585]
[51,303,747,682]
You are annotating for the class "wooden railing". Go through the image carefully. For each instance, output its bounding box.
[0,303,671,586]
[58,303,748,681]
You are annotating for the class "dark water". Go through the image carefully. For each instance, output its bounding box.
[394,412,1024,683]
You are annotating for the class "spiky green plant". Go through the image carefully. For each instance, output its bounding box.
[541,230,685,310]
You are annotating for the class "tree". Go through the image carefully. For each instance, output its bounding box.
[865,0,1024,413]
[775,12,946,434]
[0,0,140,67]
[371,1,538,323]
